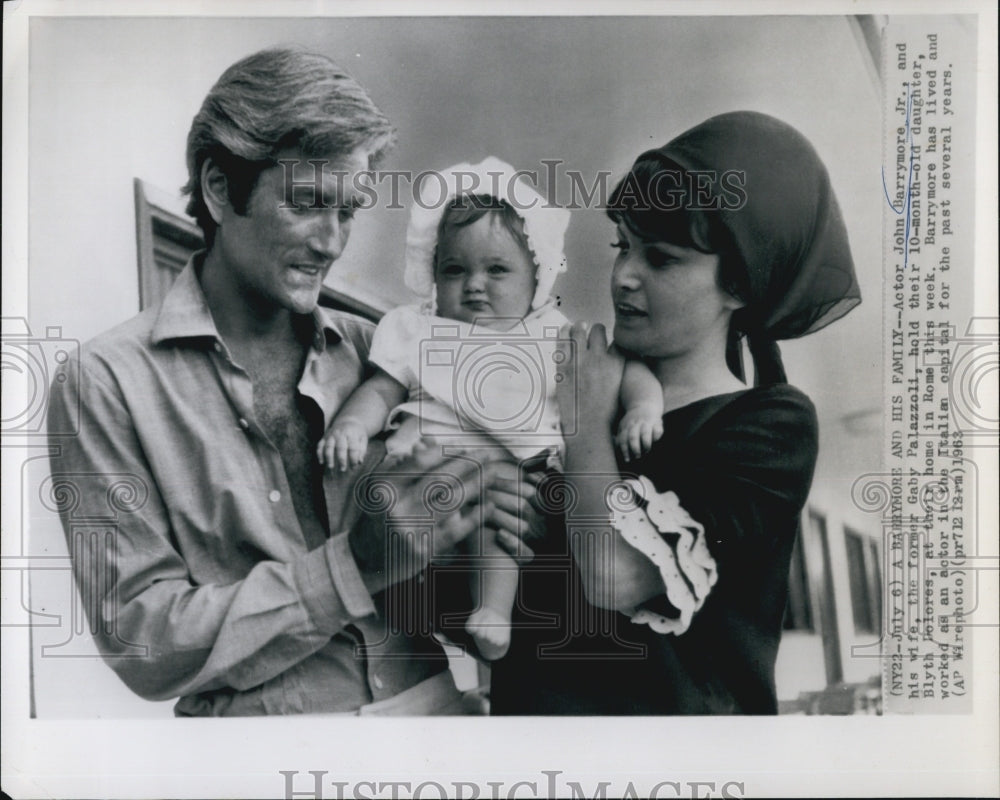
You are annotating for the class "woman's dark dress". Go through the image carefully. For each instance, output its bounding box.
[491,384,818,715]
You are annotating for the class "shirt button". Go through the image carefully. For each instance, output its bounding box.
[268,490,281,503]
[213,342,223,353]
[372,674,384,690]
[238,418,250,430]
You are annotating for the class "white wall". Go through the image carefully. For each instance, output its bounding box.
[23,15,883,716]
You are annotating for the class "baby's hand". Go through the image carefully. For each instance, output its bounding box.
[615,405,664,462]
[318,420,369,472]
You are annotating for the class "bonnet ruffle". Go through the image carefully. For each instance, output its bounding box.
[404,156,570,313]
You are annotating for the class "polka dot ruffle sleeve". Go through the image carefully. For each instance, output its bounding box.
[611,475,718,635]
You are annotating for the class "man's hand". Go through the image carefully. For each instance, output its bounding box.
[483,460,545,565]
[349,444,493,594]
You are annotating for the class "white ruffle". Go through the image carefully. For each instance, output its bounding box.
[404,156,571,312]
[611,475,718,635]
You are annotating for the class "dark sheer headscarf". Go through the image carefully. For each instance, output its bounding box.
[609,111,861,384]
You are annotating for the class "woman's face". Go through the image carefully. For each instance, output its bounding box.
[610,222,739,358]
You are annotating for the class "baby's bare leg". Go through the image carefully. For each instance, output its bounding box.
[466,461,520,661]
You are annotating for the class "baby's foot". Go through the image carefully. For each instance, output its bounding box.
[466,608,512,661]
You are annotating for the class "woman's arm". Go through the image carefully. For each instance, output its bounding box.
[556,323,666,611]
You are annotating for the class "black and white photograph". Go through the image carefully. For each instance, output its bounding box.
[2,2,997,798]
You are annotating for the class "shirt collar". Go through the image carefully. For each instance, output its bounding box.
[151,252,346,351]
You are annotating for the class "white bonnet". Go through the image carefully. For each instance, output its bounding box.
[404,156,571,311]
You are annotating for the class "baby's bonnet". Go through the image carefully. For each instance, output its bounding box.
[404,156,571,313]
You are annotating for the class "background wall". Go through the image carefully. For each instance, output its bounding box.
[24,15,883,716]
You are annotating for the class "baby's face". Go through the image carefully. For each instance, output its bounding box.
[434,214,537,327]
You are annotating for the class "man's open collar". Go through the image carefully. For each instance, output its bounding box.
[151,252,346,350]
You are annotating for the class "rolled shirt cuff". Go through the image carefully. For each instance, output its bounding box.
[294,533,377,634]
[325,532,378,620]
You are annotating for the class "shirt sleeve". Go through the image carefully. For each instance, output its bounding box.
[45,353,376,702]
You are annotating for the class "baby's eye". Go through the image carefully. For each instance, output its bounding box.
[487,264,509,275]
[439,263,464,277]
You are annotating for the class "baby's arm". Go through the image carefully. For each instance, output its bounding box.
[319,369,407,471]
[616,359,664,462]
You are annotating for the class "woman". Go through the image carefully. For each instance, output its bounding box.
[490,111,860,715]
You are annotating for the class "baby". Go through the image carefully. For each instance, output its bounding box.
[320,158,664,660]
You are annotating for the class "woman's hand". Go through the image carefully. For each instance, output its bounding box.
[556,322,625,434]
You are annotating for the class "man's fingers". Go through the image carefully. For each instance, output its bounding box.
[485,505,524,539]
[494,529,535,565]
[487,481,533,518]
[433,495,484,554]
[518,452,548,478]
[488,471,532,495]
[457,447,507,471]
[490,488,547,542]
[404,454,488,520]
[380,444,476,489]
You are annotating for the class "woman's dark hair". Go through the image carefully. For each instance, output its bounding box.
[606,155,750,317]
[434,194,532,269]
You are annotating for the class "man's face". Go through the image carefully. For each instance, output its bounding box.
[212,147,370,315]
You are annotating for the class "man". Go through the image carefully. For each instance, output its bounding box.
[46,47,533,716]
